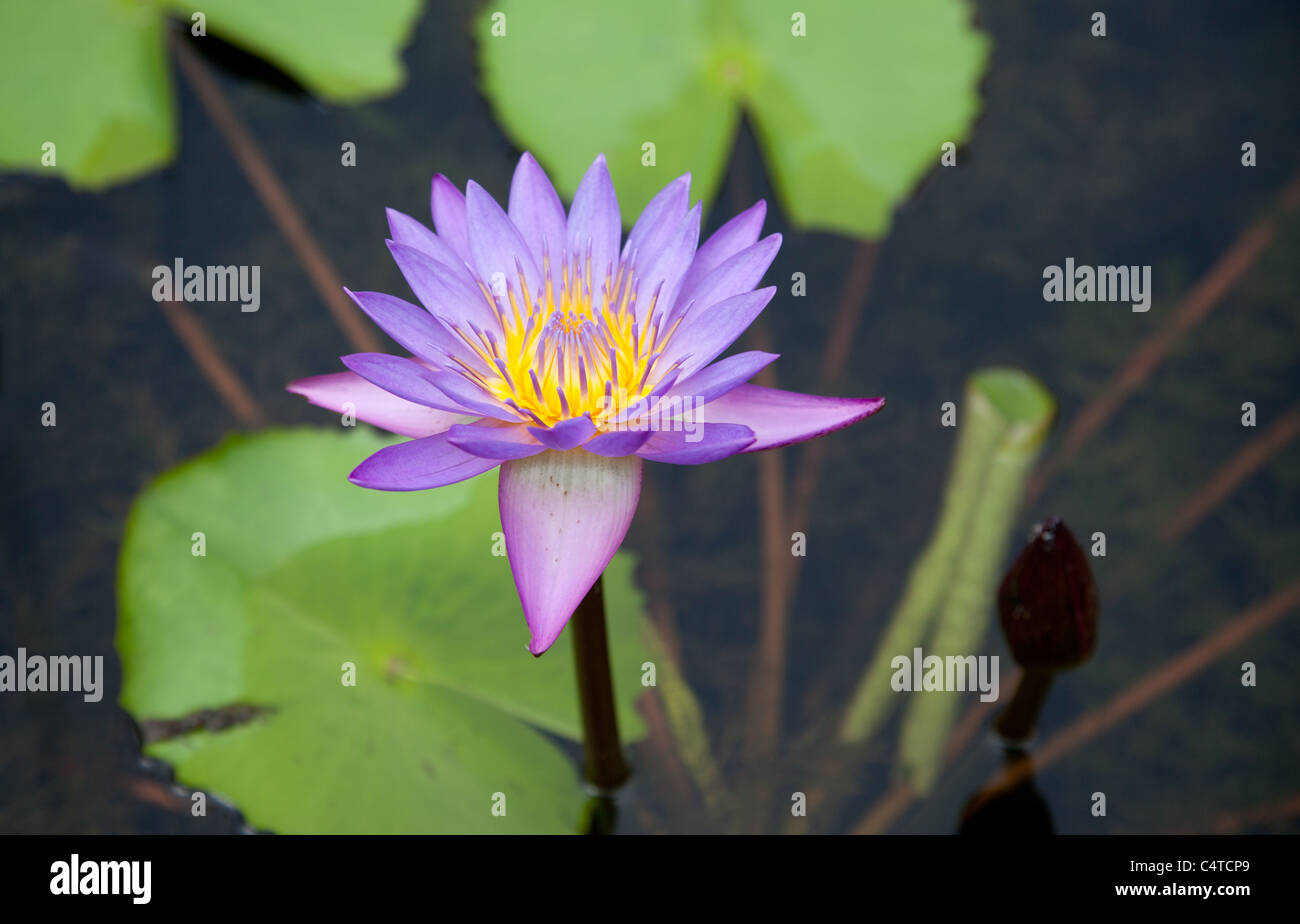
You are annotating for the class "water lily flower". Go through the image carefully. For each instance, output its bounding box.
[289,153,884,654]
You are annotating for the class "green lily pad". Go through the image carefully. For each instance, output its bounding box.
[0,0,423,190]
[0,0,173,189]
[159,0,422,103]
[476,0,988,237]
[117,427,649,833]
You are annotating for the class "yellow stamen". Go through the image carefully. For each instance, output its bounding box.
[454,253,677,427]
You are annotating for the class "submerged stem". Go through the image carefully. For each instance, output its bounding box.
[571,574,630,792]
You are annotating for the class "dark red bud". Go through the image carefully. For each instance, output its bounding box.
[997,518,1099,671]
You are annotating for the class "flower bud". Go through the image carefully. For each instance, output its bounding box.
[997,518,1099,671]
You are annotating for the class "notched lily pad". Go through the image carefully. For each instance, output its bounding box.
[0,0,424,189]
[476,0,989,237]
[117,427,649,833]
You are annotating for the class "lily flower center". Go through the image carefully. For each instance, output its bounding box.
[454,251,683,428]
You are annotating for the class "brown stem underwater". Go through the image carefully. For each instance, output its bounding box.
[571,575,631,791]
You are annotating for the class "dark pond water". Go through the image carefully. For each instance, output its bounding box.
[2,0,1298,834]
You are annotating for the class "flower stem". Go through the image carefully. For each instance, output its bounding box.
[993,667,1056,744]
[571,574,630,791]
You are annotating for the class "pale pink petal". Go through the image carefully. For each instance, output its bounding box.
[287,371,466,438]
[701,385,886,451]
[499,451,642,654]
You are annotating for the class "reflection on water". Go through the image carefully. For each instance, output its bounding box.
[2,0,1298,834]
[959,748,1054,836]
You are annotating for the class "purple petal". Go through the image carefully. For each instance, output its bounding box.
[344,288,470,368]
[341,353,473,414]
[666,286,777,377]
[507,153,567,287]
[566,154,621,286]
[583,429,652,457]
[607,353,764,430]
[622,174,690,267]
[466,180,541,305]
[430,174,470,262]
[636,423,756,465]
[387,241,498,330]
[673,233,781,324]
[446,422,545,460]
[676,200,766,306]
[701,385,886,451]
[349,431,501,491]
[426,370,520,422]
[287,371,465,438]
[386,208,465,270]
[637,202,700,324]
[665,350,779,405]
[499,451,642,654]
[527,415,596,450]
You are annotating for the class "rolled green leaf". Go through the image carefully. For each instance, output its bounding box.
[839,392,1002,742]
[840,369,1054,781]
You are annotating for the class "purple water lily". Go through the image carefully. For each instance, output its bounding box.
[289,153,884,654]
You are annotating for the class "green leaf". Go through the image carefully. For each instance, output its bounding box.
[160,0,424,103]
[476,0,988,238]
[0,0,174,189]
[0,0,424,190]
[840,368,1054,794]
[477,0,739,227]
[117,427,649,833]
